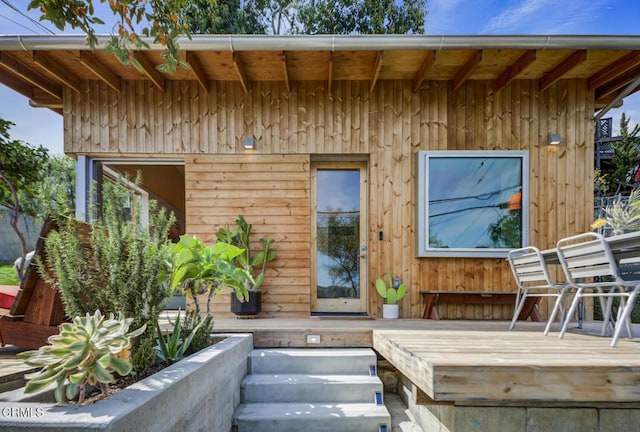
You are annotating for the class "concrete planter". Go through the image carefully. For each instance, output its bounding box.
[0,334,253,432]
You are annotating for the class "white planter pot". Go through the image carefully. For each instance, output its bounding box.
[382,304,399,319]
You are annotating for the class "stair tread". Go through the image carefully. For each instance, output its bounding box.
[250,348,376,358]
[235,402,390,419]
[244,374,382,384]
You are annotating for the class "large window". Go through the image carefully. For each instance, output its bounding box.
[416,150,529,258]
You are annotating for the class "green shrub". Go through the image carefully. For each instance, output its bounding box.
[39,177,174,373]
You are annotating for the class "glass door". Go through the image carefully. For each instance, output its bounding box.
[311,162,367,314]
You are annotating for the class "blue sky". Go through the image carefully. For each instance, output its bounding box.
[0,0,639,154]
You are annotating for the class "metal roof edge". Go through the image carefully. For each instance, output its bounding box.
[0,34,639,51]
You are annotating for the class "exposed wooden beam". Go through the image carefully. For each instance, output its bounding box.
[539,50,587,92]
[0,52,62,99]
[133,51,165,92]
[452,50,482,92]
[32,51,80,93]
[232,51,249,94]
[78,51,121,92]
[412,50,436,92]
[327,52,334,95]
[370,51,384,94]
[29,98,63,109]
[0,69,34,99]
[281,51,290,93]
[594,95,624,110]
[186,51,208,93]
[588,51,640,91]
[595,64,640,100]
[495,50,536,92]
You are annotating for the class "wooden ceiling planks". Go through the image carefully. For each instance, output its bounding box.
[1,45,640,112]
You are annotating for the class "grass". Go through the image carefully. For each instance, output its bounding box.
[0,265,19,285]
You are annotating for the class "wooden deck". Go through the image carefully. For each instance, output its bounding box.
[3,318,640,405]
[212,318,640,404]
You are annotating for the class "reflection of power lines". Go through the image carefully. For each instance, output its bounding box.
[429,203,502,220]
[429,184,519,204]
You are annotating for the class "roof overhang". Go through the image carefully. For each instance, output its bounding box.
[1,34,639,117]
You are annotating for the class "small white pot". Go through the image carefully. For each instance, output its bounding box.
[382,304,399,319]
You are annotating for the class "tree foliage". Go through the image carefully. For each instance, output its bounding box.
[181,0,267,34]
[608,113,640,195]
[295,0,426,34]
[28,0,191,72]
[0,119,49,217]
[183,0,427,35]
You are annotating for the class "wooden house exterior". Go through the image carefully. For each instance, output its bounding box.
[2,35,640,320]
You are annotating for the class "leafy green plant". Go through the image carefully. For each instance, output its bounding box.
[155,310,205,365]
[215,215,276,291]
[375,271,407,305]
[170,234,251,315]
[18,310,146,404]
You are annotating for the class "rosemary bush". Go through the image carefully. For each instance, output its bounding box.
[39,178,174,373]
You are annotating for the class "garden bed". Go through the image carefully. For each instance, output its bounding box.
[0,333,253,431]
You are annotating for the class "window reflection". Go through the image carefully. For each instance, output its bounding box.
[416,151,528,257]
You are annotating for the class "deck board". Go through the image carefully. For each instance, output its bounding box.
[3,319,640,404]
[214,318,640,403]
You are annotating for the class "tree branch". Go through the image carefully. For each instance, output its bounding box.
[0,169,28,283]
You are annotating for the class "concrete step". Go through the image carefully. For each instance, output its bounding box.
[249,348,377,375]
[242,373,383,403]
[234,402,391,432]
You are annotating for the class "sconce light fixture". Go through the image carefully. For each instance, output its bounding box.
[243,137,255,150]
[547,133,562,146]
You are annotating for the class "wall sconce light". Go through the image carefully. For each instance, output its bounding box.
[547,133,562,146]
[243,137,255,150]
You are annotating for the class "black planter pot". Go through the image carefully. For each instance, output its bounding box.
[230,291,261,316]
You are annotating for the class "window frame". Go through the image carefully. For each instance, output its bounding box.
[415,150,529,258]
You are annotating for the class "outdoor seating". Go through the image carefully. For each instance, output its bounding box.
[554,232,640,347]
[507,246,569,332]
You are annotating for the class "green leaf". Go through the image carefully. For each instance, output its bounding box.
[110,356,132,376]
[54,381,65,404]
[25,378,55,394]
[396,283,407,301]
[66,382,79,401]
[375,278,387,298]
[387,288,398,305]
[93,361,114,384]
[251,251,265,266]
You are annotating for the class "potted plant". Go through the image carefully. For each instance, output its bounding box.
[375,271,407,319]
[592,188,640,236]
[169,234,251,318]
[216,215,276,316]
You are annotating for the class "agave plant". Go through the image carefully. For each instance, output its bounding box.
[592,189,640,235]
[155,310,206,365]
[18,310,146,404]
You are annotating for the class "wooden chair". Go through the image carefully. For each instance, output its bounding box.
[554,232,640,347]
[0,219,66,349]
[507,246,569,332]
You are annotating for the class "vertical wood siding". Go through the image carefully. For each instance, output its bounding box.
[185,154,311,317]
[65,78,594,319]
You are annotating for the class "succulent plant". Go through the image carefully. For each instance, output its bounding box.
[375,271,407,305]
[18,310,146,404]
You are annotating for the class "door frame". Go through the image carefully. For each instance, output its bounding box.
[310,161,368,314]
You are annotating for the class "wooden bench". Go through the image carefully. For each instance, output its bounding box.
[420,290,542,321]
[0,219,66,349]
